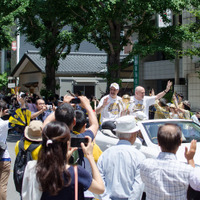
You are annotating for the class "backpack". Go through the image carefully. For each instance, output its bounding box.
[13,139,40,193]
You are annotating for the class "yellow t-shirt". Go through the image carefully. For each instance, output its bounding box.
[15,140,42,160]
[154,101,169,119]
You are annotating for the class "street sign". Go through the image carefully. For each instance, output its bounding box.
[158,9,172,27]
[133,55,139,90]
[12,41,17,51]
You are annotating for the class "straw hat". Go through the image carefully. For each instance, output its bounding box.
[24,120,43,142]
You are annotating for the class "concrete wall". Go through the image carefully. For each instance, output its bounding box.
[188,73,200,110]
[143,59,183,80]
[18,62,44,95]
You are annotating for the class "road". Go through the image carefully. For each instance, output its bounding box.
[6,132,21,200]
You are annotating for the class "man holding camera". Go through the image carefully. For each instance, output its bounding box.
[31,99,52,122]
[44,95,98,139]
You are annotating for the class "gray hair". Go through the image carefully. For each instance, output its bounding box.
[116,132,133,139]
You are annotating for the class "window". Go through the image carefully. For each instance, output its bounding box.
[73,85,95,99]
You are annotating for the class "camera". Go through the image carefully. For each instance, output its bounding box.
[46,105,52,110]
[19,92,26,99]
[70,137,88,148]
[70,98,81,104]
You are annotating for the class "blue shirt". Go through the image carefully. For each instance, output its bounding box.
[97,140,145,200]
[41,165,92,200]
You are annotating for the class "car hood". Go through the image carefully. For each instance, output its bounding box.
[176,142,200,166]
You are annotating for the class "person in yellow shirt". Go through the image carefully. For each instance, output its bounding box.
[154,98,169,119]
[15,120,42,160]
[73,110,102,163]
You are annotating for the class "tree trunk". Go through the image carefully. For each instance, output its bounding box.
[106,51,121,93]
[45,49,58,95]
[106,21,121,92]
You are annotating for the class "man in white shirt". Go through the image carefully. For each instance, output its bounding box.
[128,80,172,119]
[0,100,11,200]
[96,83,123,132]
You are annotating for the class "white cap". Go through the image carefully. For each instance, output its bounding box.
[113,115,140,134]
[110,83,119,90]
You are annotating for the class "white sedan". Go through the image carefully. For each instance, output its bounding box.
[96,119,200,166]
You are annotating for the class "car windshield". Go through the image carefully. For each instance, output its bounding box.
[143,121,200,144]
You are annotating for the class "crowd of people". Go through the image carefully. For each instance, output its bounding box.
[0,81,200,200]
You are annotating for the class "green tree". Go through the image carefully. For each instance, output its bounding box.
[71,0,191,90]
[0,72,8,92]
[179,1,200,77]
[0,0,27,49]
[182,2,200,57]
[17,0,83,96]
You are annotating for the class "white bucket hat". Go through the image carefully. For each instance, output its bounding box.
[113,115,140,134]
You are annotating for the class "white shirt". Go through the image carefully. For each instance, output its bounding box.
[191,115,200,125]
[97,94,123,124]
[140,152,193,200]
[128,96,156,119]
[0,118,10,159]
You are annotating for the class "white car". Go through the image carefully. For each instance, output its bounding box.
[96,119,200,166]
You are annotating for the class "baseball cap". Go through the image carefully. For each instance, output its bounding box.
[110,83,119,90]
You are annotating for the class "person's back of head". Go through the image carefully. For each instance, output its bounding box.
[0,100,7,111]
[37,121,71,196]
[114,116,140,143]
[73,110,86,133]
[55,103,75,127]
[159,98,167,107]
[157,123,182,153]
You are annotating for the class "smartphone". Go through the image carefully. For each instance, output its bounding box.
[47,105,52,110]
[19,92,26,98]
[71,137,88,148]
[70,98,80,104]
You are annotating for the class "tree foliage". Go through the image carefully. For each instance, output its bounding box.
[17,0,84,96]
[13,0,195,93]
[0,72,8,92]
[70,0,192,89]
[0,0,27,49]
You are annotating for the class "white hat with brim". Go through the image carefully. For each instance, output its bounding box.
[24,120,43,142]
[113,115,140,134]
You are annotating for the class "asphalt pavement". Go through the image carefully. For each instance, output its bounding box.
[6,132,21,200]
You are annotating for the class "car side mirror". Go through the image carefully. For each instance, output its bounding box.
[134,138,142,149]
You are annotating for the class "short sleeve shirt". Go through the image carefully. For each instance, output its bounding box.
[97,94,123,124]
[31,110,52,122]
[128,96,156,119]
[0,118,10,160]
[41,165,92,200]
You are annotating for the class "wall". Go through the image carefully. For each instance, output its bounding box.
[188,73,200,110]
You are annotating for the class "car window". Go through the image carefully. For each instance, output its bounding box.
[142,121,200,144]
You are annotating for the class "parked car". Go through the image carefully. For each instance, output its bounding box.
[96,119,200,166]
